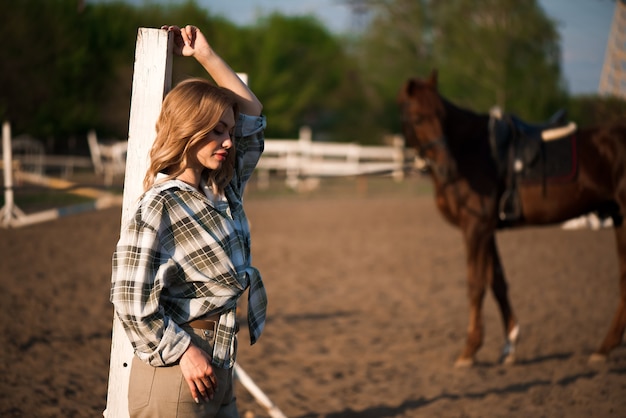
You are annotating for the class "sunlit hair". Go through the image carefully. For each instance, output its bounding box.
[143,78,239,194]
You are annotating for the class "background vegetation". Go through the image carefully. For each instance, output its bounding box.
[0,0,623,155]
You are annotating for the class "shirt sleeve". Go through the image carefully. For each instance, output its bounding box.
[233,113,266,189]
[110,197,191,366]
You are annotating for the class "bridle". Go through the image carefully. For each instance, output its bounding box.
[417,136,447,160]
[401,111,454,182]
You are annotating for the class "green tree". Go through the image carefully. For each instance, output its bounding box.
[432,0,567,120]
[0,0,152,150]
[0,0,369,147]
[0,0,102,144]
[244,14,358,140]
[350,0,432,138]
[5,0,620,154]
[91,1,243,140]
[353,0,567,131]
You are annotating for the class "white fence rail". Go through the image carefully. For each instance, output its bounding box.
[3,134,93,178]
[257,127,416,190]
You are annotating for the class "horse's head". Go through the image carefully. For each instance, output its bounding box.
[398,70,455,181]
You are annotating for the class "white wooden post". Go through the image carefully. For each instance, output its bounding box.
[1,121,26,227]
[2,121,15,227]
[233,364,288,418]
[104,27,173,418]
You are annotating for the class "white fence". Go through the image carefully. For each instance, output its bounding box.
[1,121,122,228]
[6,134,93,178]
[0,128,124,184]
[87,130,128,186]
[257,126,416,190]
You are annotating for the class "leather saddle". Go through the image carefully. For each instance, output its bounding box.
[489,107,578,223]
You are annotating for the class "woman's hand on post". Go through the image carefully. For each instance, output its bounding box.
[161,25,212,58]
[179,342,218,404]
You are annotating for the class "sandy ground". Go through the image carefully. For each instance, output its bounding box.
[1,176,625,417]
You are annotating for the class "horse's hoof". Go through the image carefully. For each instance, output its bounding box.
[454,357,474,368]
[588,353,608,364]
[502,353,516,365]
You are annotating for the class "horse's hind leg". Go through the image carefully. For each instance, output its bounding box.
[456,230,518,367]
[455,228,487,367]
[490,238,519,365]
[456,227,508,367]
[591,219,626,362]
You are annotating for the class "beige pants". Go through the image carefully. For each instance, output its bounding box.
[128,325,239,418]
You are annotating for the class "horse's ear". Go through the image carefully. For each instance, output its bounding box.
[398,78,417,103]
[428,69,438,87]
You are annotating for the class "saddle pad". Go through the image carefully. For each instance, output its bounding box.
[519,134,577,185]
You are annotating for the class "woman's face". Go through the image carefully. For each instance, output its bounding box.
[188,108,235,171]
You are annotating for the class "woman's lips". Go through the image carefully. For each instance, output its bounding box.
[214,151,228,161]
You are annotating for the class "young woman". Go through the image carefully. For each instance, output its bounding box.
[110,25,267,418]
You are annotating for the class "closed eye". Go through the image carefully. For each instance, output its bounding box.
[214,121,235,137]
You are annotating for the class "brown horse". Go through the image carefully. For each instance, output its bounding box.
[398,70,626,367]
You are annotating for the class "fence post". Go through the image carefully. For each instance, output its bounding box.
[104,27,173,418]
[1,121,13,227]
[1,121,26,227]
[391,134,405,181]
[287,126,312,189]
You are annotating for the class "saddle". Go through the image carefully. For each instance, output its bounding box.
[489,107,578,223]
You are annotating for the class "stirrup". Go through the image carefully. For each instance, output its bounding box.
[499,189,520,221]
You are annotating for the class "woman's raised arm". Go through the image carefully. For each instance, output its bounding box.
[162,24,263,116]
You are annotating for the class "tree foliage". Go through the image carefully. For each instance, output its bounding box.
[354,0,569,127]
[0,0,363,150]
[0,0,622,154]
[433,0,567,119]
[243,14,345,138]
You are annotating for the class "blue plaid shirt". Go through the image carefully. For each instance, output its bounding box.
[111,114,267,369]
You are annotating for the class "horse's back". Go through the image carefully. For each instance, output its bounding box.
[578,122,626,179]
[514,122,626,226]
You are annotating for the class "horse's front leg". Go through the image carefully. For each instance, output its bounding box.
[455,222,494,367]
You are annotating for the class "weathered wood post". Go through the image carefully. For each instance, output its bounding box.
[1,121,26,228]
[104,27,173,418]
[2,121,15,227]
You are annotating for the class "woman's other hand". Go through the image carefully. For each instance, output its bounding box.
[179,342,218,403]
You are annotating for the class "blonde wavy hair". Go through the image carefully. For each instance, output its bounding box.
[143,78,239,194]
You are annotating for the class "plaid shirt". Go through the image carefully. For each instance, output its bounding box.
[111,114,267,369]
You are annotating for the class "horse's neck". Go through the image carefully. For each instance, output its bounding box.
[442,98,489,145]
